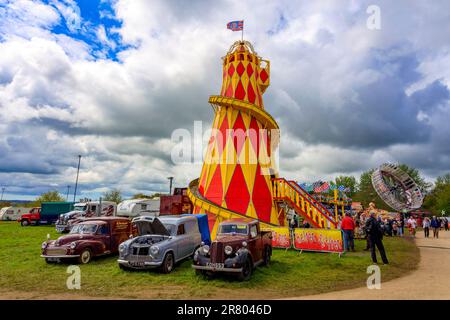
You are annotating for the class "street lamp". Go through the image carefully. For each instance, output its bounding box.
[66,185,71,201]
[73,155,82,202]
[167,177,174,195]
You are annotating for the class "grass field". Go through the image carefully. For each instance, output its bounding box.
[0,221,420,299]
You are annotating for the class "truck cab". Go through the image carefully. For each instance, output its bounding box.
[55,201,117,233]
[18,207,41,226]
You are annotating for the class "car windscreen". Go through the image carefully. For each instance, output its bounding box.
[163,223,176,236]
[218,224,248,235]
[73,205,87,212]
[70,224,98,234]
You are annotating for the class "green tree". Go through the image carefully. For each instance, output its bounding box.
[131,193,151,199]
[423,173,450,215]
[334,175,358,196]
[31,190,65,207]
[102,189,123,204]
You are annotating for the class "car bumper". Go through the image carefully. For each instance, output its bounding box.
[191,265,243,273]
[117,259,162,269]
[41,254,80,259]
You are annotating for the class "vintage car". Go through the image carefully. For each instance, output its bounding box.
[192,218,272,281]
[117,215,210,273]
[41,217,132,264]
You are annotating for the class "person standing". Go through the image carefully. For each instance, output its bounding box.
[398,215,404,237]
[341,212,355,252]
[444,217,449,231]
[365,211,389,264]
[407,217,417,237]
[431,216,440,238]
[422,217,431,238]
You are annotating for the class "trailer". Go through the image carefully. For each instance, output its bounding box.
[0,207,30,221]
[117,198,160,217]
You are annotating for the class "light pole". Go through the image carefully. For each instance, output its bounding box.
[167,177,174,195]
[66,185,71,201]
[0,187,5,202]
[73,155,81,202]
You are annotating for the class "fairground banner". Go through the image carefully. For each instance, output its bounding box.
[270,226,291,249]
[293,228,343,253]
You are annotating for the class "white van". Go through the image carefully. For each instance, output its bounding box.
[0,207,30,221]
[117,199,160,217]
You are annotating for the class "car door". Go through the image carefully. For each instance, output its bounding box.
[96,224,111,253]
[249,223,262,263]
[175,223,190,259]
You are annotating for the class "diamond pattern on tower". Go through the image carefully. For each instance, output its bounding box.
[205,165,223,206]
[235,80,245,100]
[225,164,250,214]
[252,164,272,222]
[236,62,245,76]
[232,112,246,156]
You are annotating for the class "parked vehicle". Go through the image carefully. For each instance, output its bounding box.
[160,188,193,215]
[55,201,116,233]
[117,199,160,217]
[117,214,210,273]
[41,217,132,264]
[0,206,29,221]
[18,202,74,226]
[192,218,272,281]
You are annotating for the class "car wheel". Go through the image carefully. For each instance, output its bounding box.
[21,220,29,226]
[78,248,92,264]
[161,252,174,274]
[262,246,271,266]
[238,257,253,281]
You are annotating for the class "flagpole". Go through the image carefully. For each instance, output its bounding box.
[242,20,244,41]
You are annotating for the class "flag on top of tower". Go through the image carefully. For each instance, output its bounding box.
[227,20,244,31]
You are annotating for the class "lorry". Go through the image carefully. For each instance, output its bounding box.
[117,198,160,217]
[55,201,117,233]
[0,206,30,221]
[41,217,132,264]
[18,202,74,226]
[192,218,272,281]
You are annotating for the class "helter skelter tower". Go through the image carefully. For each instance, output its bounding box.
[188,40,284,234]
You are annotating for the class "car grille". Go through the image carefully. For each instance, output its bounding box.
[46,248,67,256]
[127,255,152,262]
[210,242,224,263]
[132,246,149,256]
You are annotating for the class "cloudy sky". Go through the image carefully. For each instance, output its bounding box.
[0,0,449,201]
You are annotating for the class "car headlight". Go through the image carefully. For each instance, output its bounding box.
[224,245,233,255]
[119,243,127,253]
[41,242,47,249]
[150,246,159,256]
[69,242,77,249]
[242,241,247,247]
[202,245,210,255]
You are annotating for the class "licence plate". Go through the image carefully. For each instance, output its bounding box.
[129,261,145,267]
[206,262,224,269]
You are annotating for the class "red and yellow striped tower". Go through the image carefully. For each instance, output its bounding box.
[188,40,285,237]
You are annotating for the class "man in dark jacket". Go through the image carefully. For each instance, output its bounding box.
[431,216,440,238]
[365,212,389,264]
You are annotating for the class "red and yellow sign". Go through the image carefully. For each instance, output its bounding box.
[293,228,343,253]
[269,226,291,248]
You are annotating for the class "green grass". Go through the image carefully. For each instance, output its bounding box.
[0,221,420,299]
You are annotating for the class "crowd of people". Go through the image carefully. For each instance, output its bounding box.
[288,210,449,265]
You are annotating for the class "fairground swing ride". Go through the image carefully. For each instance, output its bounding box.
[371,163,424,213]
